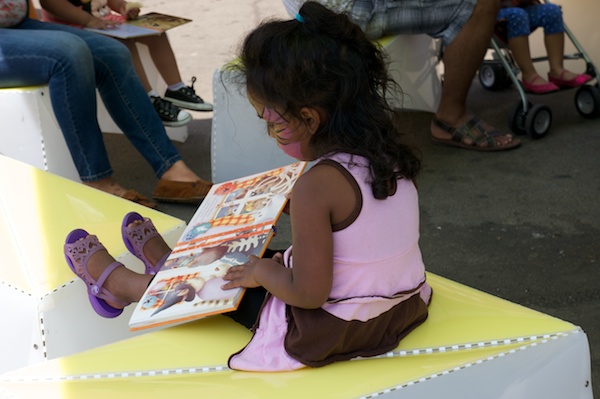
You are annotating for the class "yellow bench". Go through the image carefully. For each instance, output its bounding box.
[0,155,593,398]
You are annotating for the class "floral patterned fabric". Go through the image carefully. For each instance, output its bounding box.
[0,0,28,27]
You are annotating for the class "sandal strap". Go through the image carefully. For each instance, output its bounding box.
[92,261,130,308]
[65,235,129,308]
[433,116,505,148]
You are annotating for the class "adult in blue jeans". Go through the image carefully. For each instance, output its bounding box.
[0,0,212,208]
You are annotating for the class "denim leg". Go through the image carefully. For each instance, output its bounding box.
[0,19,112,181]
[0,19,183,180]
[70,26,183,178]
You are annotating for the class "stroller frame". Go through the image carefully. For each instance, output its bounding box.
[478,0,600,138]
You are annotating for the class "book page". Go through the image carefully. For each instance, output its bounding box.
[85,23,159,39]
[129,162,307,331]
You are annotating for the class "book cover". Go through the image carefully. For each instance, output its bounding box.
[126,12,192,32]
[85,12,191,39]
[129,162,307,331]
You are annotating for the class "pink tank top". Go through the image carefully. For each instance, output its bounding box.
[229,154,431,371]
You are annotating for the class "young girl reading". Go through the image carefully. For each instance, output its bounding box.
[497,0,592,94]
[64,1,432,371]
[40,0,212,126]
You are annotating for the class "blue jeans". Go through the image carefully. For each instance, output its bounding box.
[0,18,182,182]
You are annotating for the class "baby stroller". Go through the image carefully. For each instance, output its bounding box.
[477,0,600,138]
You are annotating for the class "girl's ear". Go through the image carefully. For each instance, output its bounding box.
[299,107,322,135]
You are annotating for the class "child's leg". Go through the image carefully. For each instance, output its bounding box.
[500,8,540,82]
[118,37,191,126]
[84,247,152,307]
[507,35,540,83]
[67,233,153,308]
[134,34,182,86]
[66,217,172,312]
[133,34,212,111]
[119,38,153,92]
[544,32,569,77]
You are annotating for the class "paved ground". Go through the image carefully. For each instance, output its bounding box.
[100,0,599,396]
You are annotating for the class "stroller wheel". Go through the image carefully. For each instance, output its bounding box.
[575,85,600,119]
[525,104,552,139]
[508,101,531,135]
[479,61,511,91]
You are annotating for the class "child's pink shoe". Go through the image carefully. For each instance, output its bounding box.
[522,76,559,94]
[548,71,592,88]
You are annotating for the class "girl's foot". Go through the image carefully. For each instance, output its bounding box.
[121,212,172,275]
[64,229,131,318]
[521,75,559,94]
[548,69,592,88]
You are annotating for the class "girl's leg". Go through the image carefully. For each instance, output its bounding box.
[119,39,153,91]
[507,35,541,83]
[525,4,588,84]
[69,217,171,309]
[133,34,213,111]
[134,34,182,86]
[501,8,542,82]
[545,32,567,77]
[118,37,191,127]
[82,243,152,308]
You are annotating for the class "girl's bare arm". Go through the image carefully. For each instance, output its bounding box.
[223,163,356,309]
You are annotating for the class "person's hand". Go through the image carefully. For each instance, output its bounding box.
[123,1,142,20]
[221,255,266,289]
[86,17,120,30]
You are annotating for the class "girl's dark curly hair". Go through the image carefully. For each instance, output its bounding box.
[228,1,421,199]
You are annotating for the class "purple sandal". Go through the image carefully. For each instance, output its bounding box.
[64,229,129,318]
[121,212,169,275]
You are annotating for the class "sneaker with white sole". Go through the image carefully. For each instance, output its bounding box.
[150,96,192,127]
[164,76,213,112]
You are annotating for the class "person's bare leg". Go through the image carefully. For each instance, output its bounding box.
[508,35,547,84]
[136,34,182,86]
[83,242,152,308]
[119,39,153,92]
[161,160,210,183]
[545,32,577,81]
[127,219,173,266]
[432,0,517,148]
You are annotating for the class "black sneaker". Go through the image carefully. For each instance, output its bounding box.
[150,96,192,127]
[164,76,213,112]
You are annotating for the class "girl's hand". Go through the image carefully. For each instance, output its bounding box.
[122,1,141,20]
[222,255,267,289]
[86,17,120,29]
[124,4,140,20]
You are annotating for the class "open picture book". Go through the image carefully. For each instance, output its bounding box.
[129,162,308,331]
[85,12,191,39]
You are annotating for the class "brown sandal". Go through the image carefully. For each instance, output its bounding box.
[152,178,213,204]
[431,116,521,152]
[120,189,158,209]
